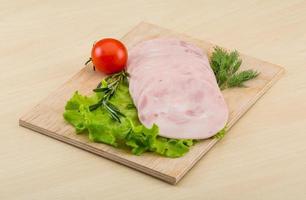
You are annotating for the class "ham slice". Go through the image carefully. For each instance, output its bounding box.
[127,38,228,139]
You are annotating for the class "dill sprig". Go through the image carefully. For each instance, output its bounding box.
[210,46,259,90]
[89,70,129,122]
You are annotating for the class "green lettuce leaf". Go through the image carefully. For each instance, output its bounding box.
[63,80,193,158]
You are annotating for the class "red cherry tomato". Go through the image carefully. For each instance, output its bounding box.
[90,38,128,74]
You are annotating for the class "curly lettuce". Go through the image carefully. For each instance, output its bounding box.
[63,80,193,158]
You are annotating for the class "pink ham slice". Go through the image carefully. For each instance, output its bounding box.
[127,38,228,139]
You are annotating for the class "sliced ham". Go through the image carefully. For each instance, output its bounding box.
[127,38,228,139]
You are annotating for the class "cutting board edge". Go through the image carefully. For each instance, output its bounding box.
[227,65,285,128]
[19,119,177,185]
[175,66,285,183]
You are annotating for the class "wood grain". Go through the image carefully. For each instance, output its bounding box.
[19,22,284,184]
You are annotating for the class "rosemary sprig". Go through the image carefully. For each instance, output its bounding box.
[210,46,259,90]
[89,70,129,122]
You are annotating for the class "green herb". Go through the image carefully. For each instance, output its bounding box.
[227,70,259,88]
[210,46,259,90]
[89,70,129,122]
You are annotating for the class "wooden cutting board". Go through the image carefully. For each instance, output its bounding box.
[19,22,284,184]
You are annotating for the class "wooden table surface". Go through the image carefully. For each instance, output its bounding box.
[1,0,306,199]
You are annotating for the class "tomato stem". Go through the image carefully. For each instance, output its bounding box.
[85,57,92,65]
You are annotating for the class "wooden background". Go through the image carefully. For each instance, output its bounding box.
[1,0,306,199]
